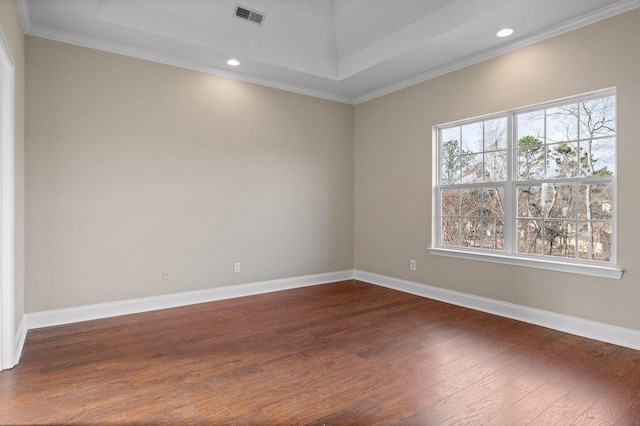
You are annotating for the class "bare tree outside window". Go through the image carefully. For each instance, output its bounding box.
[439,117,506,252]
[516,95,614,261]
[437,91,615,265]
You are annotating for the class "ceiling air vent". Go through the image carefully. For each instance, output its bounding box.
[234,5,265,26]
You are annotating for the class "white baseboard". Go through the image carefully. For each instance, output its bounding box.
[14,316,27,365]
[22,269,640,353]
[26,270,355,330]
[355,270,640,351]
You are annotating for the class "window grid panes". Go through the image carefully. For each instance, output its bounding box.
[436,90,615,264]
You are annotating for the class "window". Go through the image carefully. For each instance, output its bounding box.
[431,90,622,279]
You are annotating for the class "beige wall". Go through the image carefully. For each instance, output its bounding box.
[0,0,25,333]
[23,7,640,332]
[355,9,640,331]
[26,37,354,312]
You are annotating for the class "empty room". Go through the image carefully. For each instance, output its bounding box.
[1,0,640,424]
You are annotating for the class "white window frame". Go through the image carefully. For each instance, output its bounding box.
[429,89,623,280]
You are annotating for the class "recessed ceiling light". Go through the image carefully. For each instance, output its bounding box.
[227,59,240,66]
[496,28,514,37]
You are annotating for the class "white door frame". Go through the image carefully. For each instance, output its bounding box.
[0,23,16,371]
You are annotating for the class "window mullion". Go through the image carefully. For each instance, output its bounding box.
[504,112,515,255]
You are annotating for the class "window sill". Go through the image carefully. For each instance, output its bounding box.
[428,247,623,280]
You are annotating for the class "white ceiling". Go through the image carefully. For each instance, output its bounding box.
[18,0,640,104]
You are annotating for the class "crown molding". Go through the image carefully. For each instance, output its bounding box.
[16,0,30,34]
[23,24,354,105]
[354,0,640,104]
[16,1,640,105]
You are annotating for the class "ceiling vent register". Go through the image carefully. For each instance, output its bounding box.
[234,5,265,26]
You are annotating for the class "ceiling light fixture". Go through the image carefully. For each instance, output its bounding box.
[496,28,514,37]
[227,59,240,66]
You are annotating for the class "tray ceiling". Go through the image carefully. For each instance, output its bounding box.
[19,0,640,103]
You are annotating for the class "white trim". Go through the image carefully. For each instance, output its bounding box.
[355,270,640,351]
[14,316,26,365]
[22,25,354,105]
[428,248,623,280]
[16,0,30,34]
[0,23,16,371]
[354,0,640,104]
[19,270,640,357]
[432,89,621,280]
[18,0,640,105]
[26,270,355,330]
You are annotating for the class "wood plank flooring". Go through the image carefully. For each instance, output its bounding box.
[1,280,640,425]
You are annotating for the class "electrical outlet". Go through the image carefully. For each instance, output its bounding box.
[234,262,241,273]
[410,260,416,271]
[162,269,172,280]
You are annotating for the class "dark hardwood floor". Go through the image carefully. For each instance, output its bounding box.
[1,280,640,425]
